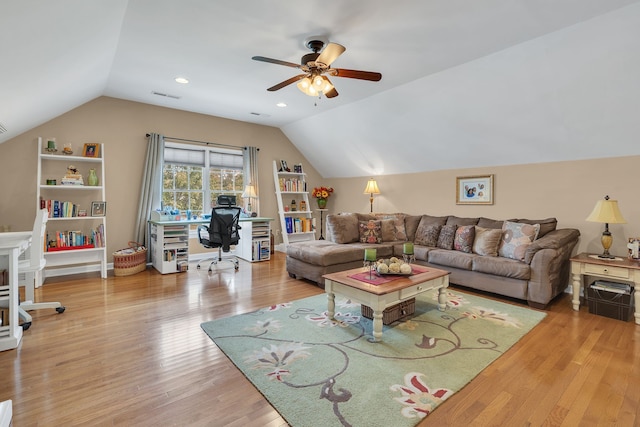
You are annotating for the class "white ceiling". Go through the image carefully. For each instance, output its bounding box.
[2,0,640,178]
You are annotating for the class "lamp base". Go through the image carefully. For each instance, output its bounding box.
[596,253,617,259]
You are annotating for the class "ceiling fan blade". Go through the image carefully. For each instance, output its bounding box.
[252,56,300,68]
[332,68,382,81]
[267,74,308,91]
[316,43,346,67]
[325,87,339,98]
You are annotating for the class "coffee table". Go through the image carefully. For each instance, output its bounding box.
[323,265,450,342]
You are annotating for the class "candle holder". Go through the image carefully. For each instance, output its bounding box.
[363,248,377,279]
[403,254,415,264]
[363,260,377,279]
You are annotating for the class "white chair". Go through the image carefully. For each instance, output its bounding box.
[18,209,65,330]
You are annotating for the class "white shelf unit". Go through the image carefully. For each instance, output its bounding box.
[36,137,107,279]
[149,222,189,274]
[237,218,272,262]
[273,160,315,248]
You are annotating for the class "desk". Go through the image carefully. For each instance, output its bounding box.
[0,232,31,351]
[149,217,273,274]
[570,253,640,325]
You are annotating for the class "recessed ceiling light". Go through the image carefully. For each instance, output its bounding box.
[276,102,287,108]
[175,77,189,84]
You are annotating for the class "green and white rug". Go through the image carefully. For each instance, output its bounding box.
[201,289,546,427]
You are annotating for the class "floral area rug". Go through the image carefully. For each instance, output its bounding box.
[201,289,546,427]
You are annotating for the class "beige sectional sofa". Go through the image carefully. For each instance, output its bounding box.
[285,213,580,309]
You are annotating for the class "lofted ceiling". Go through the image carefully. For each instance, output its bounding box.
[2,0,640,178]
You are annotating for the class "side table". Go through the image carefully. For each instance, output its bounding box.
[570,252,640,324]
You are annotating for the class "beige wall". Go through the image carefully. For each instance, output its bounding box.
[0,97,323,260]
[1,96,638,263]
[322,157,640,258]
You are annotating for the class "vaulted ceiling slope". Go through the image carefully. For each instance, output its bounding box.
[2,1,639,178]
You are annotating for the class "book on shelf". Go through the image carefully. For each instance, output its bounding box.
[47,223,105,251]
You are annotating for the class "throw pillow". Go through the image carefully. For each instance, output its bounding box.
[514,218,557,238]
[359,220,382,244]
[437,224,457,250]
[376,213,407,241]
[454,225,475,253]
[473,226,502,256]
[414,223,441,247]
[499,221,541,261]
[326,213,359,244]
[379,218,397,242]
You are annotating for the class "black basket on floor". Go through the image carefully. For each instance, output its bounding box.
[586,282,633,321]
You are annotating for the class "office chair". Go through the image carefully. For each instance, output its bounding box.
[18,209,65,330]
[196,197,242,272]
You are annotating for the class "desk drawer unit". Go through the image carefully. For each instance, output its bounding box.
[584,263,630,280]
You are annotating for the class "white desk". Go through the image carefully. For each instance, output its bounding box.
[0,232,31,351]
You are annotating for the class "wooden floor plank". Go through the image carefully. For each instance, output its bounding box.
[1,253,638,426]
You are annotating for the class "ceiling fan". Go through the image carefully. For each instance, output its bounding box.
[252,38,382,98]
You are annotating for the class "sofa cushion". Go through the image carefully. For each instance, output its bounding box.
[446,216,479,226]
[287,241,394,266]
[414,218,442,247]
[404,215,422,242]
[326,213,360,244]
[376,213,407,241]
[472,255,531,280]
[359,220,382,244]
[477,217,505,229]
[473,226,502,256]
[515,217,557,238]
[499,221,540,261]
[454,225,475,253]
[428,249,474,270]
[437,224,457,250]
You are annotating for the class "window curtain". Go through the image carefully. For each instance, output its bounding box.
[243,146,259,215]
[134,133,165,257]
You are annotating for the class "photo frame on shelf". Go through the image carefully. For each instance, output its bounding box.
[279,160,290,172]
[83,143,100,158]
[456,175,494,205]
[293,164,303,173]
[91,201,106,216]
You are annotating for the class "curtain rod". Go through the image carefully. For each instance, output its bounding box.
[145,134,256,151]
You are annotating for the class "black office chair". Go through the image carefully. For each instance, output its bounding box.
[196,196,241,271]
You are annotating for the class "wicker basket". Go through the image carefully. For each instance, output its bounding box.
[361,298,416,325]
[113,241,147,276]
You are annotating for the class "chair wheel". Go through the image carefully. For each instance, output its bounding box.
[56,306,66,313]
[196,264,202,270]
[22,322,31,331]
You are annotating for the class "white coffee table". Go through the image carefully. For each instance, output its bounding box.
[323,265,450,342]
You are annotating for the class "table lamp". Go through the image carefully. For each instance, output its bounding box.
[363,179,380,213]
[586,195,626,259]
[242,184,257,213]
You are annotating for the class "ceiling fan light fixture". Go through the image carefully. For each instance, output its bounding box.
[297,77,318,96]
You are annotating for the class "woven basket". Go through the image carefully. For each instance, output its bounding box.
[361,298,416,325]
[113,241,147,276]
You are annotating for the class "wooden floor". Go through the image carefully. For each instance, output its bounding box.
[1,253,639,426]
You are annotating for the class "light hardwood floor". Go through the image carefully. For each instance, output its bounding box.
[1,253,638,426]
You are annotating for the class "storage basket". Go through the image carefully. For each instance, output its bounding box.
[361,298,416,325]
[113,241,147,276]
[586,283,633,321]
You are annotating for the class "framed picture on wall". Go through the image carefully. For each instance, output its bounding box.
[456,175,494,205]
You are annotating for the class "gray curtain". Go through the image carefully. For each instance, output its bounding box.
[134,133,165,255]
[243,146,259,215]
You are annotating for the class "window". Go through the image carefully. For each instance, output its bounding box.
[162,143,244,217]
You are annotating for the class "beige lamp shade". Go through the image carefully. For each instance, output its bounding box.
[585,197,626,224]
[363,179,380,195]
[242,184,257,199]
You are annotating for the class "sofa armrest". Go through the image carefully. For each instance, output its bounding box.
[524,228,580,264]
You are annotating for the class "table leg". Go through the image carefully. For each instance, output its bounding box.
[371,310,383,342]
[438,286,447,311]
[327,292,335,319]
[571,273,581,311]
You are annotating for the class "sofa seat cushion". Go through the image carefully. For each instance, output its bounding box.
[428,249,474,270]
[286,241,394,266]
[472,256,531,280]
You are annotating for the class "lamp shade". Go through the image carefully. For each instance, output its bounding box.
[242,184,257,199]
[586,196,626,224]
[363,179,380,195]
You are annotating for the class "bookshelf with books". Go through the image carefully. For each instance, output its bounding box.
[273,160,315,249]
[236,218,272,262]
[36,137,108,279]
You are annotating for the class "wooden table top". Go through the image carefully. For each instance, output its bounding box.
[571,252,640,271]
[323,265,449,296]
